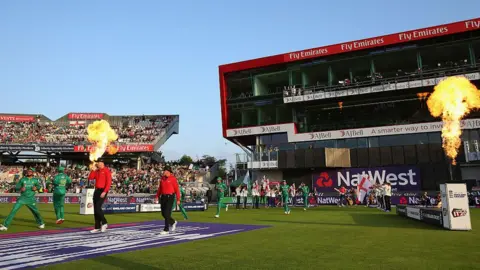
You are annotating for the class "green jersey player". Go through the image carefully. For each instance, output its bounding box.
[215,177,228,218]
[0,168,45,231]
[280,180,291,214]
[52,167,72,224]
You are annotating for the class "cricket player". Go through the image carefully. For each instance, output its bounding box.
[280,180,290,214]
[300,183,309,211]
[215,177,228,218]
[179,183,188,220]
[0,168,45,231]
[52,166,72,224]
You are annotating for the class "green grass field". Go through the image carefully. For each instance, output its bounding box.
[1,204,480,270]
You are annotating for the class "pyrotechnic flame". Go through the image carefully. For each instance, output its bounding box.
[338,101,343,110]
[427,76,480,165]
[87,120,118,163]
[417,92,429,101]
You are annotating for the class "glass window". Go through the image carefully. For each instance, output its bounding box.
[279,143,295,151]
[271,133,288,144]
[337,139,345,148]
[315,140,336,148]
[428,132,442,144]
[296,142,312,149]
[368,137,379,148]
[357,138,368,148]
[470,130,480,140]
[345,139,358,148]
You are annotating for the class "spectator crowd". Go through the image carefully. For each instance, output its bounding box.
[0,115,174,145]
[0,161,209,198]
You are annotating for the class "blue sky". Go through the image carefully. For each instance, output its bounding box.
[1,0,479,165]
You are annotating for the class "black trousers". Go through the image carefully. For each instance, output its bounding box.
[160,194,176,231]
[243,197,247,209]
[378,196,384,208]
[253,196,259,209]
[236,196,241,209]
[384,195,391,211]
[93,188,108,229]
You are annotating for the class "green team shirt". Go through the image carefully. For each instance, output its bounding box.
[180,186,186,202]
[280,184,290,196]
[216,183,227,198]
[53,173,72,195]
[301,186,309,197]
[16,177,42,202]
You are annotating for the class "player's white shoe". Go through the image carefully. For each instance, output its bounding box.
[303,208,306,211]
[171,221,178,232]
[101,224,108,232]
[38,224,45,229]
[158,231,169,235]
[90,229,101,233]
[0,225,7,231]
[287,211,291,215]
[215,215,219,218]
[226,204,229,211]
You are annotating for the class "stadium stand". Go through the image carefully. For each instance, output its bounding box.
[0,114,175,145]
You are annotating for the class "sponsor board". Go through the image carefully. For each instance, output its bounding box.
[182,203,207,211]
[396,205,407,216]
[440,183,472,230]
[102,204,139,214]
[0,221,268,269]
[313,166,421,191]
[406,207,421,220]
[225,118,480,142]
[420,208,443,227]
[140,204,161,212]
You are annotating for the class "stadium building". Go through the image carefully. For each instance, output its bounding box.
[219,18,480,195]
[0,112,179,167]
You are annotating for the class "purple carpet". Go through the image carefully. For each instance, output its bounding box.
[0,221,268,269]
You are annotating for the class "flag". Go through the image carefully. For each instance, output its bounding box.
[357,176,373,203]
[243,170,251,195]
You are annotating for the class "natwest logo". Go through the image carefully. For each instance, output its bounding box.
[314,166,421,191]
[316,172,333,188]
[68,113,104,120]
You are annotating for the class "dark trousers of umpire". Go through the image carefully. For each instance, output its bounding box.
[93,188,108,229]
[384,195,391,211]
[160,194,176,232]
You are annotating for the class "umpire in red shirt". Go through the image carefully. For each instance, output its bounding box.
[155,166,180,235]
[88,162,112,233]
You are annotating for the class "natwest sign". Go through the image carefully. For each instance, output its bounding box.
[313,166,421,192]
[74,144,154,153]
[0,115,35,122]
[68,113,104,120]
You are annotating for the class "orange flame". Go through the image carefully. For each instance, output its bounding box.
[87,120,118,163]
[427,76,480,165]
[338,101,343,110]
[107,145,119,155]
[417,92,429,101]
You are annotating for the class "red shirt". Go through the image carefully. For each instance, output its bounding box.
[88,167,112,193]
[156,175,180,203]
[339,187,346,194]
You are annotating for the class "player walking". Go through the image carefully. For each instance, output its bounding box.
[215,177,228,218]
[0,168,45,231]
[280,180,290,214]
[300,183,309,211]
[179,183,189,220]
[52,166,72,224]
